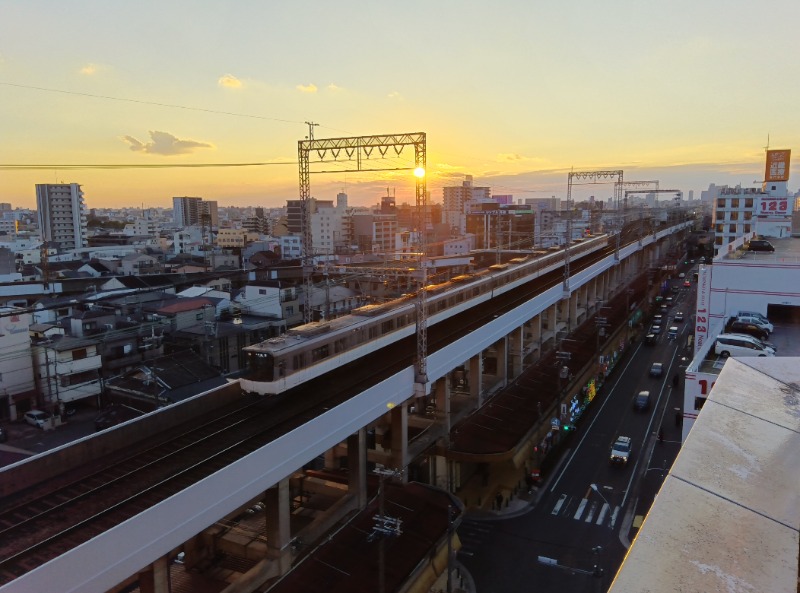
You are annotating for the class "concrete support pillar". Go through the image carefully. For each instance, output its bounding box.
[495,336,508,388]
[509,326,523,380]
[435,376,452,434]
[470,353,483,407]
[265,478,292,573]
[138,556,169,593]
[433,376,452,492]
[324,448,336,469]
[347,428,367,509]
[389,402,408,474]
[568,293,578,331]
[181,535,205,571]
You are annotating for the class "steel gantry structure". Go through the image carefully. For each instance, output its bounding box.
[297,131,430,395]
[565,170,624,292]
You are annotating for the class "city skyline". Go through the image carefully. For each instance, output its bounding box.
[2,1,799,210]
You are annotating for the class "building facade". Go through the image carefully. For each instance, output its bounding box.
[173,197,219,228]
[35,183,88,250]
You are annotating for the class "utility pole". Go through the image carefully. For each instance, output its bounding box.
[369,466,403,593]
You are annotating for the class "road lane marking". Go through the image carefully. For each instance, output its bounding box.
[551,493,567,515]
[596,503,609,525]
[574,498,588,520]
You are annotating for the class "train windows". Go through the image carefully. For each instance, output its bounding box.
[381,319,394,333]
[334,338,347,353]
[293,353,306,369]
[368,326,378,339]
[312,344,329,362]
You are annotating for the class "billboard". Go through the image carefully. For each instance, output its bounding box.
[758,195,790,216]
[693,264,712,357]
[764,149,791,182]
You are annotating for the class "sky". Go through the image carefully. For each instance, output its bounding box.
[2,0,800,211]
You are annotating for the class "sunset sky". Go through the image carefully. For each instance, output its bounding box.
[2,0,799,211]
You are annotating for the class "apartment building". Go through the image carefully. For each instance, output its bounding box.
[442,175,491,235]
[172,196,219,228]
[35,183,88,250]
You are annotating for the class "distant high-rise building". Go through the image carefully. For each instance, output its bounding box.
[442,175,491,235]
[35,183,87,249]
[172,197,218,228]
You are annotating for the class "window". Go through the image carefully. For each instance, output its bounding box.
[259,289,267,295]
[72,348,87,361]
[285,306,294,316]
[368,326,378,339]
[312,344,329,362]
[293,353,306,369]
[694,397,707,410]
[381,320,394,334]
[196,312,204,320]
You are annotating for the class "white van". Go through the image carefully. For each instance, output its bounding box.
[715,333,775,358]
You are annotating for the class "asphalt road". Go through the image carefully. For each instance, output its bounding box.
[457,278,695,593]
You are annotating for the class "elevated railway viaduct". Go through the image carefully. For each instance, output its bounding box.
[0,220,692,593]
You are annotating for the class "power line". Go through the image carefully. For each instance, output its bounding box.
[0,81,353,135]
[0,81,305,125]
[0,162,296,171]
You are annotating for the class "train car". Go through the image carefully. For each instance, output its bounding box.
[240,233,610,395]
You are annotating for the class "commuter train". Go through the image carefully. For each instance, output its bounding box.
[240,234,610,395]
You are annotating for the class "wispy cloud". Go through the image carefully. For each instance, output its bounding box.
[327,83,343,92]
[121,130,213,156]
[218,74,243,89]
[497,153,525,162]
[297,83,318,93]
[79,63,100,75]
[387,91,403,100]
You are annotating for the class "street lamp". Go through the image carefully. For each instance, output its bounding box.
[590,483,610,506]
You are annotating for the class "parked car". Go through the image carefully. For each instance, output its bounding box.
[733,315,773,334]
[715,334,775,358]
[649,363,663,378]
[747,239,775,252]
[726,320,769,341]
[634,391,651,410]
[736,311,769,323]
[24,410,51,429]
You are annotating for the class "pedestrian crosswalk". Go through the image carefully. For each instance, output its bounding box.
[549,492,620,528]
